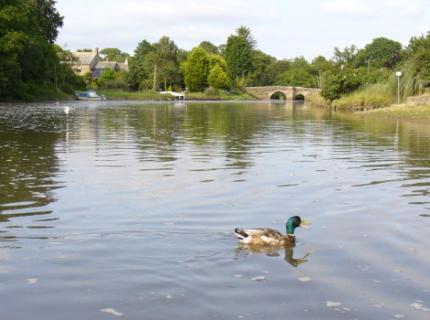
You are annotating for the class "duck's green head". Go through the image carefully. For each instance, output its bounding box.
[286,216,310,235]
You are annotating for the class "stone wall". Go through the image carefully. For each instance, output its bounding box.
[407,94,430,106]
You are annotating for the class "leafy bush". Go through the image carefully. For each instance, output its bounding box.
[184,47,210,92]
[332,84,392,110]
[99,79,129,91]
[204,87,222,98]
[208,65,230,89]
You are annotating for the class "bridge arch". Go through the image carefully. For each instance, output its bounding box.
[245,86,321,100]
[270,91,287,100]
[294,93,305,101]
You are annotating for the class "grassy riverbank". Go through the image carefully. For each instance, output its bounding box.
[332,84,392,111]
[185,89,255,101]
[100,89,255,101]
[0,86,74,102]
[99,90,169,101]
[362,104,430,121]
[306,91,430,122]
[307,85,393,111]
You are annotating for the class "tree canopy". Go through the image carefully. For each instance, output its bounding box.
[0,0,82,100]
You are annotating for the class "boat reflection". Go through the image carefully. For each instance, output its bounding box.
[236,243,310,267]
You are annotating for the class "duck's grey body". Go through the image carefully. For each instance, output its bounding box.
[234,227,295,246]
[234,216,309,246]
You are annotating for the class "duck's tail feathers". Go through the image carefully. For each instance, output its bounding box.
[234,228,249,239]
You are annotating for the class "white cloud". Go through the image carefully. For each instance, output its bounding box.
[319,0,374,17]
[56,0,280,53]
[381,0,426,16]
[55,0,430,60]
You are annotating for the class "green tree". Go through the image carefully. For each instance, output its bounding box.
[321,74,344,101]
[134,40,154,60]
[355,37,402,69]
[208,65,230,89]
[333,45,358,65]
[236,26,257,49]
[276,57,315,87]
[33,0,64,43]
[321,70,365,101]
[184,47,210,92]
[128,40,154,90]
[199,41,219,54]
[98,68,115,82]
[128,37,181,91]
[311,56,336,88]
[53,45,85,92]
[209,54,227,72]
[100,48,130,62]
[0,0,71,100]
[225,33,254,80]
[395,32,430,95]
[247,50,276,86]
[265,60,290,84]
[153,36,179,90]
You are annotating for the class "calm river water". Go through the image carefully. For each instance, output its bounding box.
[1,101,430,320]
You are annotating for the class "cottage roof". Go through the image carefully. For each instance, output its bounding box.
[74,51,98,65]
[117,62,129,72]
[94,61,118,69]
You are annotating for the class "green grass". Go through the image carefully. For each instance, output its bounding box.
[100,89,256,101]
[185,89,255,101]
[306,94,329,107]
[99,90,170,101]
[0,86,74,102]
[332,84,393,111]
[363,104,430,121]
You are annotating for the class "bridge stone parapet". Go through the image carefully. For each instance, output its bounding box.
[245,86,321,100]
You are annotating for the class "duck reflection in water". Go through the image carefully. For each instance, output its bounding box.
[236,243,310,267]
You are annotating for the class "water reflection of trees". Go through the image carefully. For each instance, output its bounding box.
[67,103,430,199]
[0,107,62,233]
[328,112,430,199]
[97,103,301,170]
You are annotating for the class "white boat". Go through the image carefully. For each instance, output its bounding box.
[160,91,185,100]
[75,90,106,101]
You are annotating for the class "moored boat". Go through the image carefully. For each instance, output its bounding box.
[75,90,106,101]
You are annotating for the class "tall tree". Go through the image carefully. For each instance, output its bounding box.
[128,40,154,90]
[100,48,130,62]
[236,26,257,49]
[403,31,430,94]
[0,0,68,100]
[225,34,253,80]
[208,64,230,90]
[276,57,315,87]
[354,37,402,69]
[33,0,64,43]
[247,50,276,86]
[199,41,219,54]
[184,47,210,92]
[333,45,358,65]
[153,36,179,90]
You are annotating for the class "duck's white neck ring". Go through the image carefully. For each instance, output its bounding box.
[287,234,295,237]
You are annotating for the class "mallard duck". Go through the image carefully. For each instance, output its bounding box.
[234,216,310,246]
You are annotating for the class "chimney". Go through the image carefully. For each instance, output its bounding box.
[125,58,128,65]
[95,47,99,54]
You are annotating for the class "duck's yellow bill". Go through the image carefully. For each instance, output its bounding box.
[300,218,311,229]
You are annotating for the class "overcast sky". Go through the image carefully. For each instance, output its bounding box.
[56,0,430,60]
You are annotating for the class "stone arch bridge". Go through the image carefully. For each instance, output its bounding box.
[245,86,321,100]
